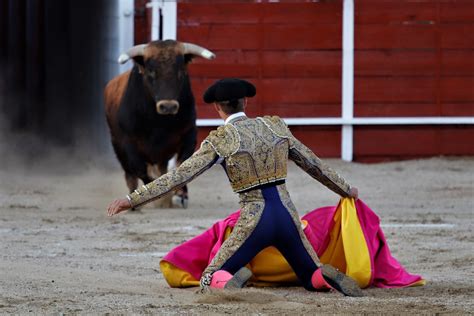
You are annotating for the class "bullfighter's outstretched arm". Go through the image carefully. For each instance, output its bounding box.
[127,141,218,208]
[261,116,352,197]
[288,136,351,197]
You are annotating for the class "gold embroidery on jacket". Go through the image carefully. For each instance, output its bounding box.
[202,125,240,158]
[206,118,289,192]
[128,141,218,208]
[201,190,265,278]
[257,116,291,139]
[288,144,351,197]
[259,116,351,197]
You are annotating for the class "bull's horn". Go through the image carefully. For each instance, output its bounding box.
[182,42,216,60]
[117,44,148,64]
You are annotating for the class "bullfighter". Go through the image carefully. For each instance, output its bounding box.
[107,78,363,296]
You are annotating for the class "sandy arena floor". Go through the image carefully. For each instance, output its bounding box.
[0,156,472,314]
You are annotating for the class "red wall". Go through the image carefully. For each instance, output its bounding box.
[355,1,473,118]
[136,0,474,161]
[178,1,345,158]
[134,0,150,45]
[353,0,474,161]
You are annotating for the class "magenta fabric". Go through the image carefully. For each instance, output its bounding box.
[162,199,424,288]
[355,200,424,287]
[163,211,240,281]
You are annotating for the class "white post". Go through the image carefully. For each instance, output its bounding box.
[147,0,176,41]
[342,0,354,162]
[162,0,177,40]
[118,0,134,72]
[147,0,161,41]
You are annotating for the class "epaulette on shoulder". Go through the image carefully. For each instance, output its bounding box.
[203,125,240,157]
[259,115,291,138]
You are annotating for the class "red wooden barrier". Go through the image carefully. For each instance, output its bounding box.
[129,0,474,161]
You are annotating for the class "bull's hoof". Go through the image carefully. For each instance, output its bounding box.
[172,195,188,208]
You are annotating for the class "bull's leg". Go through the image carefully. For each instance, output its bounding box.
[134,169,155,210]
[172,165,188,209]
[152,161,173,209]
[175,127,197,208]
[147,164,160,179]
[118,142,155,211]
[125,173,138,193]
[128,159,153,187]
[112,141,140,194]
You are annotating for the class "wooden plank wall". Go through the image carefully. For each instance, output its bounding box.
[134,0,150,45]
[177,1,344,157]
[355,1,473,117]
[160,0,472,160]
[353,0,474,161]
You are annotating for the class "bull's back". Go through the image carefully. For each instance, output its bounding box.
[104,70,131,131]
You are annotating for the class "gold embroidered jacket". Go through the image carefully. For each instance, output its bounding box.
[127,115,351,208]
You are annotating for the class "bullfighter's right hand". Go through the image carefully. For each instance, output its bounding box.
[107,198,132,217]
[349,186,359,200]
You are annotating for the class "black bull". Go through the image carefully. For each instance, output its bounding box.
[104,40,215,208]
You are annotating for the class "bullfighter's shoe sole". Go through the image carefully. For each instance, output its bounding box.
[321,265,365,297]
[224,267,253,289]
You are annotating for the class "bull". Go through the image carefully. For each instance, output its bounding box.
[104,40,215,208]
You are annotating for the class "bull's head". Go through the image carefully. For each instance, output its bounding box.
[118,40,215,115]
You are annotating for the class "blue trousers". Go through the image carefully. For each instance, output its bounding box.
[221,186,318,290]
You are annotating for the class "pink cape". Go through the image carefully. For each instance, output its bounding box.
[162,199,423,288]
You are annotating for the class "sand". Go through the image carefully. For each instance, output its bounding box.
[0,157,472,314]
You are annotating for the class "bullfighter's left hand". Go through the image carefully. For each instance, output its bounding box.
[107,198,132,217]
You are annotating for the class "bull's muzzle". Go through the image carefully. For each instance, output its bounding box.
[156,100,179,115]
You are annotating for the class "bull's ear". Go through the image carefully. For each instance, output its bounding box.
[184,54,195,64]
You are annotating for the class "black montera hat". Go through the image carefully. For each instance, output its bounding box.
[203,78,256,104]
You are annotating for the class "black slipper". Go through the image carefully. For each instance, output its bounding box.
[321,265,365,297]
[224,267,253,289]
